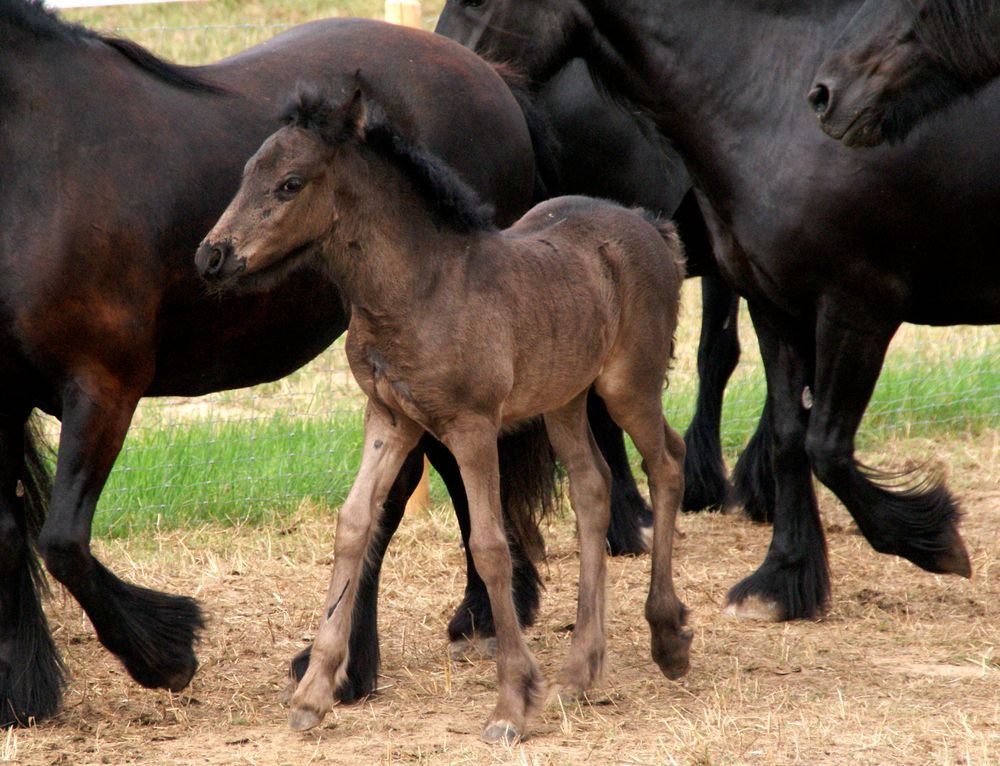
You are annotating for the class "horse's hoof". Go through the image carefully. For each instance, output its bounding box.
[449,636,497,661]
[482,719,521,745]
[933,531,972,578]
[723,594,784,622]
[289,707,324,732]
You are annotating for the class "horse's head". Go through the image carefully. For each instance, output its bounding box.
[196,87,368,288]
[809,0,987,147]
[435,0,591,84]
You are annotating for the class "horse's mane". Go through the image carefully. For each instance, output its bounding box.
[915,0,1000,83]
[287,86,496,234]
[0,0,222,93]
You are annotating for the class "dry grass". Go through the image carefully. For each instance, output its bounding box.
[7,433,999,765]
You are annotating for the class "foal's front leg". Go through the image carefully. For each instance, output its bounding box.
[289,402,423,731]
[443,417,546,744]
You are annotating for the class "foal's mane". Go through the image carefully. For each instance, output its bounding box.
[287,87,496,234]
[915,0,1000,82]
[0,0,222,94]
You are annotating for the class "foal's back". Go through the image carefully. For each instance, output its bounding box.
[467,196,684,423]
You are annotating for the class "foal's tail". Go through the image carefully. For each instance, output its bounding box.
[641,211,687,279]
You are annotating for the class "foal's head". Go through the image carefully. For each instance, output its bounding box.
[197,85,495,288]
[196,88,368,287]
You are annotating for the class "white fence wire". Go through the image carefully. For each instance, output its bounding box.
[38,19,999,528]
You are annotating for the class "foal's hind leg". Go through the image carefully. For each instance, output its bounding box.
[0,413,64,727]
[598,379,691,679]
[289,402,423,731]
[587,391,653,554]
[544,393,611,698]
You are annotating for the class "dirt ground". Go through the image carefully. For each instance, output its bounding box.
[6,433,999,766]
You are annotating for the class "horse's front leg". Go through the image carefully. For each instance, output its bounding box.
[0,412,64,727]
[443,417,545,744]
[289,403,423,731]
[37,373,204,692]
[805,301,969,577]
[724,302,829,620]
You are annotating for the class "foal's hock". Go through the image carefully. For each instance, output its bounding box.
[198,87,689,744]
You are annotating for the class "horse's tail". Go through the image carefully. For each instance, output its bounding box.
[492,62,562,203]
[498,419,557,564]
[0,412,64,728]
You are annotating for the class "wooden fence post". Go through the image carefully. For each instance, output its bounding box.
[384,0,422,28]
[385,0,430,513]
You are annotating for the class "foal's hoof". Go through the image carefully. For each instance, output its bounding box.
[482,719,521,745]
[723,594,785,622]
[289,707,324,732]
[651,626,693,680]
[449,636,497,661]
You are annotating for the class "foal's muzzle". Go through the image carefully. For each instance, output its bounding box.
[195,239,244,282]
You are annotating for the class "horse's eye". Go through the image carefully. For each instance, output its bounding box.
[461,0,486,7]
[279,177,304,195]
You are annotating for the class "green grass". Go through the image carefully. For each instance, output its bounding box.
[45,2,999,536]
[62,0,446,63]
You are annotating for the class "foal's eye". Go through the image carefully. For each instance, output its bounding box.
[278,177,304,196]
[461,0,486,7]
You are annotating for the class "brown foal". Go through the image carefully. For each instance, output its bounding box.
[197,87,690,744]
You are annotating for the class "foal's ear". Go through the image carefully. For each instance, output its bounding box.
[336,87,369,141]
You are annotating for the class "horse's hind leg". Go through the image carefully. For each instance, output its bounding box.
[597,377,691,679]
[289,402,423,731]
[37,377,203,693]
[0,412,64,727]
[287,444,426,703]
[805,304,969,576]
[683,270,741,512]
[544,393,611,698]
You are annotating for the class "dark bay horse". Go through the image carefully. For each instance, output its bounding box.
[197,87,690,743]
[811,0,1000,146]
[437,0,998,623]
[0,4,563,727]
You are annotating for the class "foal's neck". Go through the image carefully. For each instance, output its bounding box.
[320,146,473,321]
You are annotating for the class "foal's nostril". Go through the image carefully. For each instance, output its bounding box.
[808,82,833,118]
[198,240,233,278]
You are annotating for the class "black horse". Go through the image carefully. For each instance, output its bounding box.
[437,0,996,623]
[0,4,574,728]
[810,0,1000,146]
[525,59,766,519]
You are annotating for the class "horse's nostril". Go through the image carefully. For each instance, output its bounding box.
[808,82,833,118]
[200,241,233,277]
